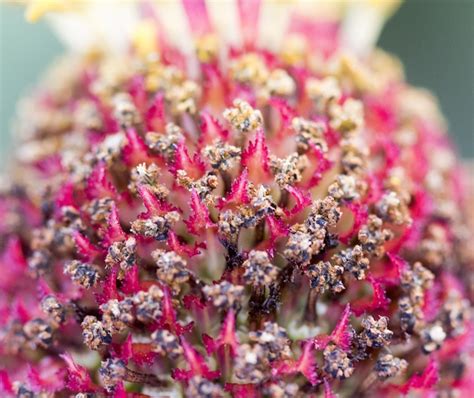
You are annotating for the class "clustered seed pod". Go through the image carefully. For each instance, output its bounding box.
[0,1,473,397]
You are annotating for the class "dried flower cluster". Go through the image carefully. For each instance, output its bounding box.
[1,1,473,397]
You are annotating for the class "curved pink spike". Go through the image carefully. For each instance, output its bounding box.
[273,341,320,386]
[237,0,261,49]
[37,278,54,300]
[173,141,206,179]
[269,98,295,138]
[55,181,76,209]
[203,309,239,357]
[113,383,127,398]
[167,231,203,258]
[172,338,220,381]
[329,304,352,350]
[60,353,96,392]
[185,190,215,235]
[137,184,166,217]
[123,128,151,166]
[146,93,166,132]
[199,111,229,146]
[242,129,270,181]
[73,231,102,261]
[156,285,194,335]
[86,162,117,200]
[129,75,147,112]
[0,370,14,394]
[218,169,250,208]
[0,237,28,290]
[352,276,390,316]
[102,203,127,247]
[95,268,120,305]
[399,357,439,394]
[284,185,312,216]
[182,0,213,37]
[323,378,337,398]
[339,203,368,244]
[225,383,259,398]
[302,145,333,189]
[122,265,140,295]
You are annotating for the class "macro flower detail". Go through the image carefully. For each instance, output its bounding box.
[0,0,473,397]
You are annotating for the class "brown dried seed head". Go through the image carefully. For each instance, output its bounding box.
[306,77,342,110]
[243,250,279,287]
[28,249,52,277]
[64,260,100,288]
[264,68,296,98]
[218,210,245,244]
[130,211,180,240]
[112,93,141,128]
[41,295,66,325]
[328,174,360,202]
[152,249,190,293]
[360,315,393,348]
[323,344,354,380]
[81,315,112,350]
[202,141,241,171]
[132,285,164,323]
[100,298,134,333]
[234,343,267,383]
[106,236,137,274]
[230,53,269,86]
[203,281,245,310]
[99,358,127,392]
[305,260,345,293]
[270,153,308,188]
[146,123,184,161]
[292,117,328,153]
[375,351,408,379]
[23,318,53,349]
[329,98,364,134]
[166,80,200,115]
[151,329,183,359]
[333,245,370,281]
[376,191,412,225]
[421,323,447,354]
[223,99,263,134]
[248,322,292,362]
[358,215,393,258]
[186,376,224,398]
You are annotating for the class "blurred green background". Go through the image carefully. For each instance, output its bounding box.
[1,1,473,162]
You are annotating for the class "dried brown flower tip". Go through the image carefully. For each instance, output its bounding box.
[305,77,341,111]
[100,298,134,333]
[152,249,190,293]
[230,53,268,86]
[203,281,244,310]
[234,343,267,383]
[292,117,328,153]
[376,191,411,225]
[264,381,299,398]
[132,285,164,323]
[398,296,420,334]
[41,295,66,325]
[177,170,218,202]
[167,79,200,115]
[223,99,263,134]
[442,294,471,336]
[81,315,112,350]
[358,215,393,258]
[146,123,184,161]
[270,153,308,188]
[129,163,169,198]
[64,260,100,288]
[329,98,364,134]
[306,260,345,293]
[248,322,292,362]
[218,210,245,244]
[105,236,137,275]
[360,316,393,348]
[151,329,182,359]
[333,245,370,280]
[186,376,224,398]
[375,351,408,379]
[23,318,53,349]
[421,323,447,354]
[264,68,296,98]
[284,225,325,267]
[28,249,52,277]
[202,141,241,171]
[74,100,103,132]
[243,250,279,287]
[323,344,354,380]
[113,93,141,128]
[328,174,360,202]
[85,198,114,225]
[131,211,180,240]
[401,262,434,306]
[99,358,127,392]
